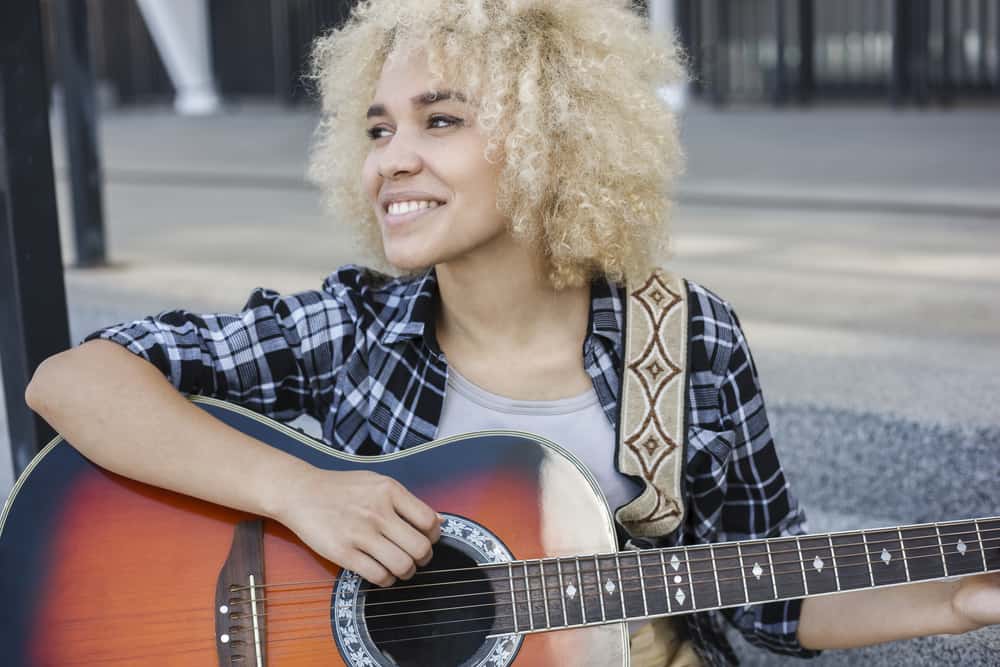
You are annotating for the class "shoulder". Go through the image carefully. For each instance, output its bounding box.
[683,278,747,376]
[317,264,434,339]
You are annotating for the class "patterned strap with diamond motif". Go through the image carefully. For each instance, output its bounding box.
[614,270,688,539]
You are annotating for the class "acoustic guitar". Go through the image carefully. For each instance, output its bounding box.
[2,397,997,666]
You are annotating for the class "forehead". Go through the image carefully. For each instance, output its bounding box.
[368,51,469,116]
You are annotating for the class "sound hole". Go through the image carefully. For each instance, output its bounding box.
[363,542,497,666]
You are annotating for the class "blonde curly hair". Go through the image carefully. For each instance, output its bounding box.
[307,0,686,288]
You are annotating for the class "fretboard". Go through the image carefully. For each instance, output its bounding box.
[482,516,1000,634]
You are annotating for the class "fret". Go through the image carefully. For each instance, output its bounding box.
[979,518,1000,571]
[829,532,868,591]
[620,551,647,619]
[764,541,779,599]
[481,564,517,634]
[683,546,697,610]
[794,537,809,594]
[555,558,569,626]
[708,545,723,607]
[577,556,604,622]
[659,550,673,613]
[572,557,588,624]
[613,553,628,618]
[973,521,988,571]
[685,545,717,609]
[898,525,946,583]
[934,523,950,575]
[799,535,838,594]
[596,555,625,620]
[506,562,522,633]
[735,542,751,603]
[897,528,911,582]
[826,535,841,591]
[640,550,669,615]
[738,541,775,603]
[522,561,535,630]
[865,529,908,587]
[711,542,746,606]
[860,532,876,587]
[769,537,806,599]
[939,520,985,576]
[538,560,563,628]
[661,547,693,610]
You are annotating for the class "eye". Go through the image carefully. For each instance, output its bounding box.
[365,115,463,140]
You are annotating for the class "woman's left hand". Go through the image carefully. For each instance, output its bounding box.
[951,572,1000,632]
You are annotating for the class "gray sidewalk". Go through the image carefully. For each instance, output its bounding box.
[3,103,999,665]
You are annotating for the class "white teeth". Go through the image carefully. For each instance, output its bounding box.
[387,200,441,215]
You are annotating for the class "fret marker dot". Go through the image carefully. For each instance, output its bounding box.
[812,555,824,573]
[880,548,892,565]
[220,634,230,644]
[673,575,682,584]
[565,583,577,600]
[956,539,967,556]
[605,579,617,595]
[752,562,763,580]
[219,605,229,615]
[670,554,681,571]
[675,588,686,605]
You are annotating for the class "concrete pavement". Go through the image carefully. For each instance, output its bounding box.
[2,102,998,665]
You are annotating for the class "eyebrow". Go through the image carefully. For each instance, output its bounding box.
[366,90,467,119]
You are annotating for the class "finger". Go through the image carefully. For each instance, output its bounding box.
[390,485,441,538]
[381,515,435,567]
[343,549,395,588]
[360,534,419,581]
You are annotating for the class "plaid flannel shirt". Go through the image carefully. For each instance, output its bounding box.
[86,264,820,666]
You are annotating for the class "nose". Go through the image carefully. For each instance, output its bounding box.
[377,130,423,180]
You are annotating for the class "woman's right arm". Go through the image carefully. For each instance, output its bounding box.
[24,339,441,587]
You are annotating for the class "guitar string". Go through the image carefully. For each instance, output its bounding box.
[41,541,1000,661]
[228,522,1000,594]
[38,532,1000,654]
[204,541,999,642]
[221,530,1000,613]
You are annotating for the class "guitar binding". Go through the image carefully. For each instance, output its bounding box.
[332,513,522,666]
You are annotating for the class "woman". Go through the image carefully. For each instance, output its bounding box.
[25,1,997,665]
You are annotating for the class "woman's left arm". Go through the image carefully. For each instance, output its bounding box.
[798,572,1000,649]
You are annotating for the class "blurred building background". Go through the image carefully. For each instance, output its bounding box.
[37,0,1000,109]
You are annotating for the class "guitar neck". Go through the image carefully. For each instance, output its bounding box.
[487,516,1000,634]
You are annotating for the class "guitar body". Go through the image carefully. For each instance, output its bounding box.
[0,397,629,666]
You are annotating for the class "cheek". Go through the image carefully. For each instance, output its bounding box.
[361,155,380,201]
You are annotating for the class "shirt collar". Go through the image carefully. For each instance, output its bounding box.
[377,268,624,352]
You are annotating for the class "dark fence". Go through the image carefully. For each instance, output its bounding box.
[678,0,1000,105]
[43,0,1000,107]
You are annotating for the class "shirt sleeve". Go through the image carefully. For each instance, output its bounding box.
[713,300,821,659]
[83,286,353,423]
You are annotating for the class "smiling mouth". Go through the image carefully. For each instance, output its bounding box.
[383,203,445,226]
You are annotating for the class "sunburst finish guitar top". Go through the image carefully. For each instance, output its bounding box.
[0,397,628,666]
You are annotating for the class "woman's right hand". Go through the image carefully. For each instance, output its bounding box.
[272,467,443,588]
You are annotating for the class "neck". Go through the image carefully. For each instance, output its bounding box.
[434,233,589,354]
[479,516,1000,635]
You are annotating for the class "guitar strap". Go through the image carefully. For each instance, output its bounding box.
[616,269,701,667]
[615,269,688,539]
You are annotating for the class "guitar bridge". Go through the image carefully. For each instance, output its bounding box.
[215,519,267,667]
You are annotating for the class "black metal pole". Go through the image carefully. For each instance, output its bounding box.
[270,0,292,105]
[0,0,72,477]
[51,0,106,267]
[797,0,814,104]
[773,0,786,106]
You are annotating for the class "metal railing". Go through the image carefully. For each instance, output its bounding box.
[42,0,1000,107]
[677,0,1000,106]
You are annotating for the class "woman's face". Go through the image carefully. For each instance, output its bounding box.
[362,51,508,271]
